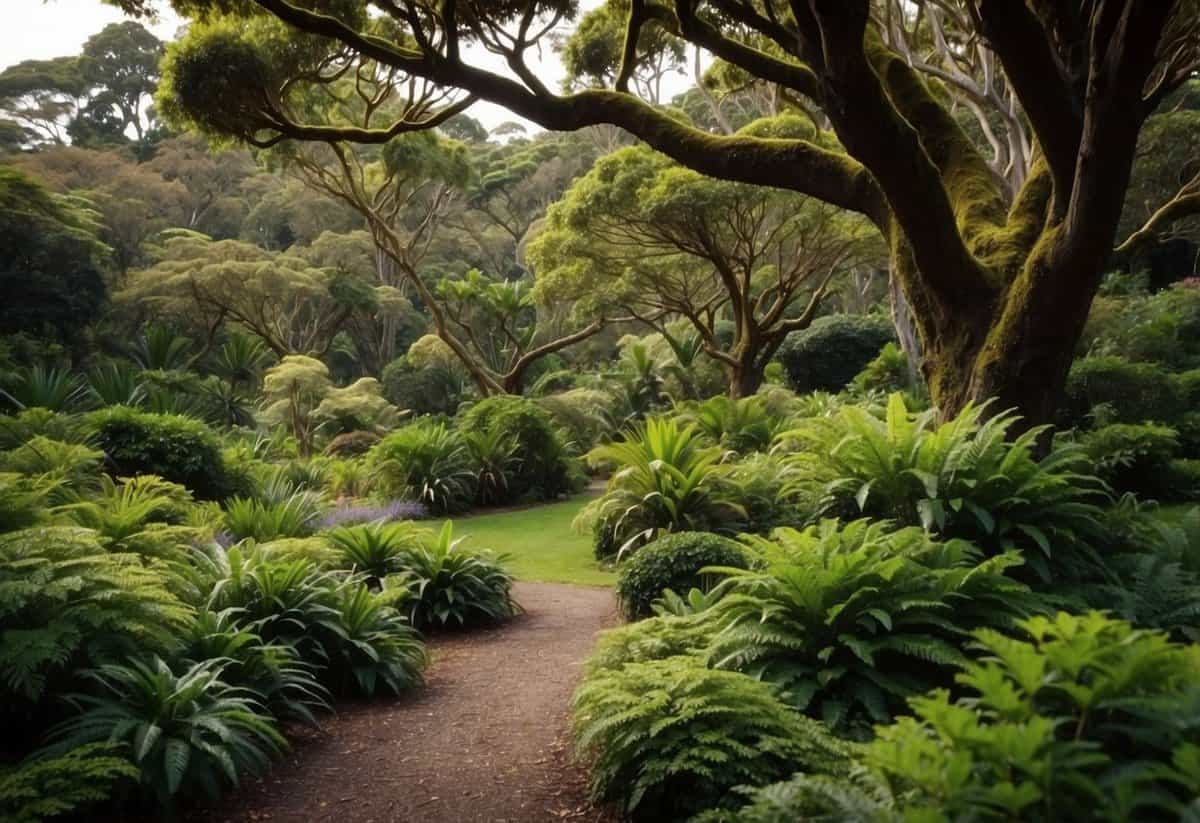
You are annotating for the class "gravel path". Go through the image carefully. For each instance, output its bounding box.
[200,582,617,823]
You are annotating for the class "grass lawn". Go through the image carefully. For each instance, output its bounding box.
[453,495,615,587]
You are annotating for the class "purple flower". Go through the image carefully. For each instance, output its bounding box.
[318,500,429,529]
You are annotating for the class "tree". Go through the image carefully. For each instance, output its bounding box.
[136,0,1200,426]
[0,57,84,147]
[0,167,109,352]
[118,231,380,359]
[530,126,878,396]
[70,22,165,152]
[145,134,258,238]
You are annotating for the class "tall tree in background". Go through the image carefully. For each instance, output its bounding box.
[135,0,1199,425]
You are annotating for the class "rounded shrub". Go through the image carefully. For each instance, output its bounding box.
[1061,356,1185,427]
[458,395,580,502]
[1079,422,1181,499]
[616,532,748,621]
[380,355,464,416]
[777,314,895,393]
[87,406,239,500]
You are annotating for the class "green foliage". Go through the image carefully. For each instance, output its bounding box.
[676,395,780,454]
[88,405,237,500]
[0,526,190,706]
[782,394,1109,582]
[223,491,323,542]
[0,743,137,823]
[1,366,87,412]
[778,315,895,393]
[579,417,744,559]
[1,436,103,499]
[324,521,428,585]
[707,520,1043,736]
[0,408,85,451]
[1079,422,1182,499]
[854,613,1200,822]
[397,522,517,629]
[60,474,194,546]
[1087,283,1200,371]
[572,656,850,821]
[131,325,192,371]
[326,582,427,697]
[586,613,714,674]
[0,472,56,533]
[47,657,285,810]
[368,421,476,514]
[459,395,580,502]
[462,427,517,506]
[852,342,919,396]
[177,608,330,724]
[616,532,747,621]
[380,354,467,417]
[85,362,147,408]
[537,388,616,451]
[1062,356,1186,427]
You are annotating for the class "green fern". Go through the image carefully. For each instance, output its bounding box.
[572,655,851,821]
[0,743,137,823]
[0,527,191,705]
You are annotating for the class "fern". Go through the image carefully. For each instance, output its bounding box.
[572,656,851,821]
[0,527,191,705]
[706,519,1047,735]
[0,743,137,823]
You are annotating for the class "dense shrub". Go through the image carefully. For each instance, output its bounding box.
[1079,422,1181,499]
[0,527,191,712]
[324,521,427,586]
[676,395,780,454]
[851,341,921,396]
[1061,356,1185,427]
[1,436,103,499]
[707,520,1043,736]
[87,406,239,500]
[380,355,465,416]
[1088,282,1200,370]
[572,656,849,822]
[777,314,894,393]
[46,657,285,811]
[537,388,615,451]
[458,395,580,502]
[0,744,136,823]
[223,491,324,542]
[615,532,747,620]
[782,394,1109,583]
[324,430,381,457]
[579,417,743,558]
[367,422,476,514]
[396,522,517,629]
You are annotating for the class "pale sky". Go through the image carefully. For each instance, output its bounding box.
[0,0,690,134]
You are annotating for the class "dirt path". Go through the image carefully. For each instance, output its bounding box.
[202,582,617,823]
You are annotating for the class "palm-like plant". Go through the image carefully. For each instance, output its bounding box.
[177,608,331,724]
[463,428,518,506]
[223,491,323,542]
[0,366,86,412]
[201,378,256,428]
[47,657,285,810]
[327,584,427,696]
[780,393,1110,582]
[578,417,744,558]
[60,475,193,547]
[367,422,477,514]
[213,333,271,388]
[1,436,104,500]
[677,395,781,454]
[399,521,517,628]
[131,326,193,372]
[324,521,429,587]
[85,363,146,409]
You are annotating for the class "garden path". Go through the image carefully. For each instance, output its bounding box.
[200,581,617,823]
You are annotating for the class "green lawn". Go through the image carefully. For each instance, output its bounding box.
[453,495,615,586]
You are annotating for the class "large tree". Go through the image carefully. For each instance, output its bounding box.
[529,126,878,396]
[132,0,1199,423]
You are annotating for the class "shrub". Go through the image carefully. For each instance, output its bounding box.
[0,408,85,450]
[1089,282,1200,370]
[572,656,849,821]
[578,417,744,559]
[0,743,137,823]
[1169,458,1200,501]
[0,472,56,532]
[47,657,286,811]
[777,314,895,393]
[782,394,1109,583]
[223,491,323,542]
[585,613,714,674]
[706,520,1044,736]
[1079,422,1181,499]
[60,474,195,546]
[676,395,780,454]
[326,583,427,696]
[1061,356,1185,427]
[0,527,191,708]
[615,532,747,621]
[87,406,237,500]
[324,521,428,586]
[177,608,330,724]
[317,499,429,529]
[0,366,86,412]
[85,363,146,408]
[459,395,579,501]
[324,430,381,457]
[843,613,1200,822]
[1,436,103,499]
[380,354,465,416]
[538,388,616,451]
[851,341,920,396]
[462,427,518,506]
[719,452,798,534]
[367,421,476,514]
[396,522,517,629]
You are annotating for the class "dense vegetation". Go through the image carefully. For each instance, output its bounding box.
[2,1,1199,821]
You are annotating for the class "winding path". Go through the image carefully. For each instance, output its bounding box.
[202,582,616,823]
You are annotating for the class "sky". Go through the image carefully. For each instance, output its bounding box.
[0,0,691,134]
